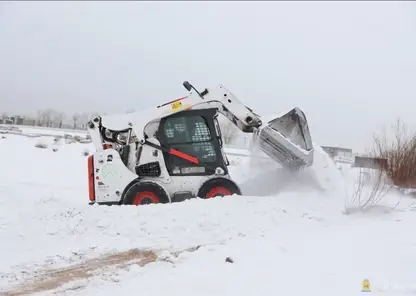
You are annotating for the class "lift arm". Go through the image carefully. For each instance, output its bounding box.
[176,81,314,169]
[179,81,314,168]
[180,81,263,133]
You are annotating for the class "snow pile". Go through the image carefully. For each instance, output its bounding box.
[34,137,49,149]
[230,143,345,199]
[302,143,346,193]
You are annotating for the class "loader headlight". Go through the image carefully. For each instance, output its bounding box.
[246,116,253,124]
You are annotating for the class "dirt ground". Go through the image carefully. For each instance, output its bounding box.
[2,246,201,296]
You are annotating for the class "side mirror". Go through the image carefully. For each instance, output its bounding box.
[183,81,192,92]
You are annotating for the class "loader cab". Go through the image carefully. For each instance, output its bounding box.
[157,108,229,176]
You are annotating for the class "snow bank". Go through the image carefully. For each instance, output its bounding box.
[1,134,416,296]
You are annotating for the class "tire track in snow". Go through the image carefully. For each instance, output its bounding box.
[2,246,202,296]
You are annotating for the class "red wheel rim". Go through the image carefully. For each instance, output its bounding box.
[206,186,233,199]
[133,191,160,205]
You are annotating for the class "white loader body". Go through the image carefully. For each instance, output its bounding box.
[87,81,314,206]
[90,147,227,204]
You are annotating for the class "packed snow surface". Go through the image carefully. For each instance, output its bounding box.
[0,128,416,296]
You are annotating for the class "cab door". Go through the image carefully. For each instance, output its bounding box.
[157,109,228,176]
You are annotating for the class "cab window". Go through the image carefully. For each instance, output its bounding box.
[163,116,216,163]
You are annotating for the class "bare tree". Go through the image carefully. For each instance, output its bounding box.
[346,117,416,214]
[53,112,66,128]
[44,109,55,127]
[373,118,416,189]
[91,112,100,118]
[222,122,239,145]
[79,113,90,129]
[346,166,394,214]
[36,109,53,127]
[217,115,239,145]
[72,113,80,129]
[36,110,43,126]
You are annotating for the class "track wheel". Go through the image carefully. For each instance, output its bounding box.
[122,181,169,206]
[197,177,242,199]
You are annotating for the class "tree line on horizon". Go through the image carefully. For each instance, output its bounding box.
[1,108,137,130]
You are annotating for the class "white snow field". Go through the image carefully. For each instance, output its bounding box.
[1,130,416,296]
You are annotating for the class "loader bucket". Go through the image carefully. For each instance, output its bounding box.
[254,107,314,170]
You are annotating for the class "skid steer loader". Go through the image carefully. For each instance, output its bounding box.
[87,81,314,206]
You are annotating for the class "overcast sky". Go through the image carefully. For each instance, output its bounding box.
[1,1,415,152]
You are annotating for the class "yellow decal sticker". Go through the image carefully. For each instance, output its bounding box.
[171,101,183,110]
[167,102,192,113]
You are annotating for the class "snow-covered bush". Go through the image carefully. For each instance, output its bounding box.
[345,118,415,214]
[53,136,63,144]
[82,148,90,156]
[374,118,416,189]
[346,167,393,214]
[35,138,48,149]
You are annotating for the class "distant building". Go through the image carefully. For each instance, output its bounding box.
[0,118,13,124]
[0,114,34,125]
[22,118,36,126]
[10,115,24,125]
[353,155,388,170]
[321,146,354,164]
[321,146,352,158]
